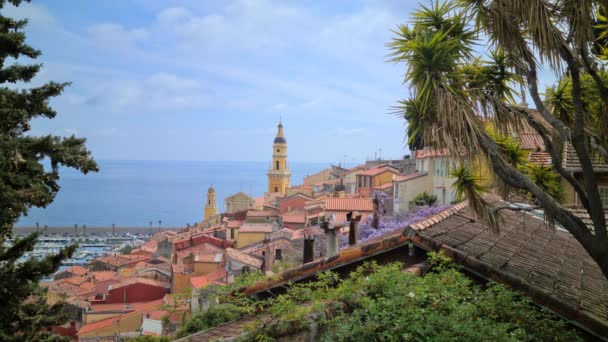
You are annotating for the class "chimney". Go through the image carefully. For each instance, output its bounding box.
[347,211,362,246]
[303,230,315,264]
[321,217,339,257]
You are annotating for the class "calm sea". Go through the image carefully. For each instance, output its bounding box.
[16,160,329,228]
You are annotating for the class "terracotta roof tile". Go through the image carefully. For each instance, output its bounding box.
[393,171,428,183]
[527,151,552,166]
[419,198,608,335]
[190,269,229,289]
[562,143,608,172]
[519,132,545,150]
[325,198,373,212]
[415,148,449,159]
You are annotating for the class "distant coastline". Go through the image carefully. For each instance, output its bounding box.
[13,225,183,235]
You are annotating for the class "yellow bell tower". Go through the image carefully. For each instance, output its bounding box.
[204,185,218,222]
[267,120,291,195]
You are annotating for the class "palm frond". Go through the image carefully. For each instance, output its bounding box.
[450,164,501,232]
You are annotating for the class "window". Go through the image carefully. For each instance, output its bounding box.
[600,186,608,207]
[358,176,362,188]
[276,160,279,170]
[394,183,399,197]
[275,249,282,261]
[230,229,234,239]
[277,149,280,152]
[274,186,279,192]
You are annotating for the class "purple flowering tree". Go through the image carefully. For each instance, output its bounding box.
[338,192,449,248]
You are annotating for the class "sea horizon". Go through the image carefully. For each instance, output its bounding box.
[16,159,352,228]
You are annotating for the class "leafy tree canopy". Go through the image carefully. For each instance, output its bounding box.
[0,0,97,339]
[390,0,608,279]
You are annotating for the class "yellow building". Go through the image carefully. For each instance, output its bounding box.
[204,185,219,223]
[236,223,273,248]
[267,120,291,195]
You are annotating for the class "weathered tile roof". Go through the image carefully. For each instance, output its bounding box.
[359,167,399,177]
[567,207,608,233]
[64,265,88,276]
[226,248,263,269]
[393,171,428,183]
[411,198,608,337]
[519,132,545,150]
[527,151,552,166]
[108,277,170,291]
[562,144,608,172]
[414,148,449,159]
[324,197,373,212]
[190,269,229,289]
[174,315,272,341]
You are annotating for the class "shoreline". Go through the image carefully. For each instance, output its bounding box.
[13,226,184,235]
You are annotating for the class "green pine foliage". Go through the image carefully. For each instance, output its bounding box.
[0,0,97,339]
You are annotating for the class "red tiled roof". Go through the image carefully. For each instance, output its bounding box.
[527,151,552,166]
[108,278,170,291]
[373,183,393,190]
[65,265,88,276]
[393,171,428,183]
[414,148,449,159]
[190,268,229,289]
[519,132,545,150]
[78,300,163,335]
[282,213,306,224]
[140,240,158,253]
[63,276,88,286]
[330,212,370,224]
[91,271,117,282]
[324,198,373,212]
[359,167,399,177]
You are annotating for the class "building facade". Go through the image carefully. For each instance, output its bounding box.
[267,120,291,195]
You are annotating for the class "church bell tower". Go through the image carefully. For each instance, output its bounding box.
[204,185,218,222]
[267,120,291,195]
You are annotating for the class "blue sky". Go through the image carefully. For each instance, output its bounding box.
[7,0,425,163]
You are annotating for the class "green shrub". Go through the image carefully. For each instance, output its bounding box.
[410,191,438,207]
[176,303,247,339]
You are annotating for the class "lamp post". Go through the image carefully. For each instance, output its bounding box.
[35,222,39,233]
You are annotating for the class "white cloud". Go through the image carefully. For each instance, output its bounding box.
[88,23,148,49]
[84,73,207,112]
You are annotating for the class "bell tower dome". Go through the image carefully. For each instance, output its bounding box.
[267,120,291,195]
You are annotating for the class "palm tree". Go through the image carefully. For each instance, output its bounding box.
[391,0,608,280]
[524,164,563,202]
